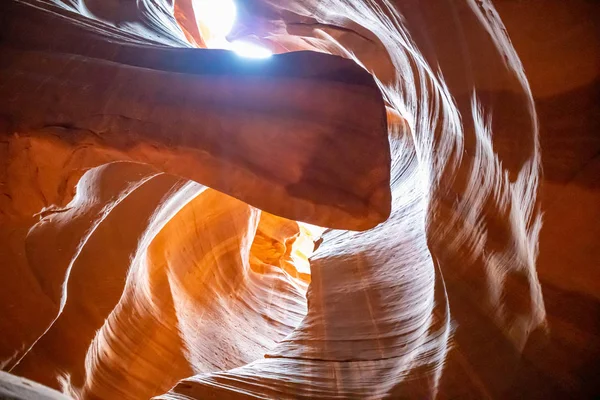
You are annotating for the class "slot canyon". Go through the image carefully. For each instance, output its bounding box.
[0,0,598,398]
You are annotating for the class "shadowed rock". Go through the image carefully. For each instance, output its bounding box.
[0,0,391,231]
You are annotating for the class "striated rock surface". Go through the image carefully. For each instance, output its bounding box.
[1,0,392,231]
[0,0,598,399]
[0,370,71,400]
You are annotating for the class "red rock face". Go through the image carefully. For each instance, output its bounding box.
[0,0,598,399]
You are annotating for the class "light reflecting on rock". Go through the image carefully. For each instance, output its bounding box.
[0,0,598,399]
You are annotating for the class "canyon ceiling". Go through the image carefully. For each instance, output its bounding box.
[0,0,599,399]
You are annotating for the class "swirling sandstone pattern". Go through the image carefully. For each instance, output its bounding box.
[1,0,598,399]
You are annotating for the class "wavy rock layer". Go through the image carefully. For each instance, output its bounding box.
[1,0,391,231]
[7,161,312,399]
[1,0,599,399]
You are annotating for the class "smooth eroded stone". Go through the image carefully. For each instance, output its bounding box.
[0,0,391,230]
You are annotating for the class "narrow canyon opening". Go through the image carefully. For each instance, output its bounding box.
[1,0,598,399]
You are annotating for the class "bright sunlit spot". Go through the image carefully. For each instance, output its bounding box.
[192,0,236,38]
[193,0,272,59]
[230,41,272,59]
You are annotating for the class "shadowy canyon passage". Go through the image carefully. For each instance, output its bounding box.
[0,0,599,399]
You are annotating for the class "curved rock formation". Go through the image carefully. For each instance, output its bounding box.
[1,0,392,231]
[1,0,598,399]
